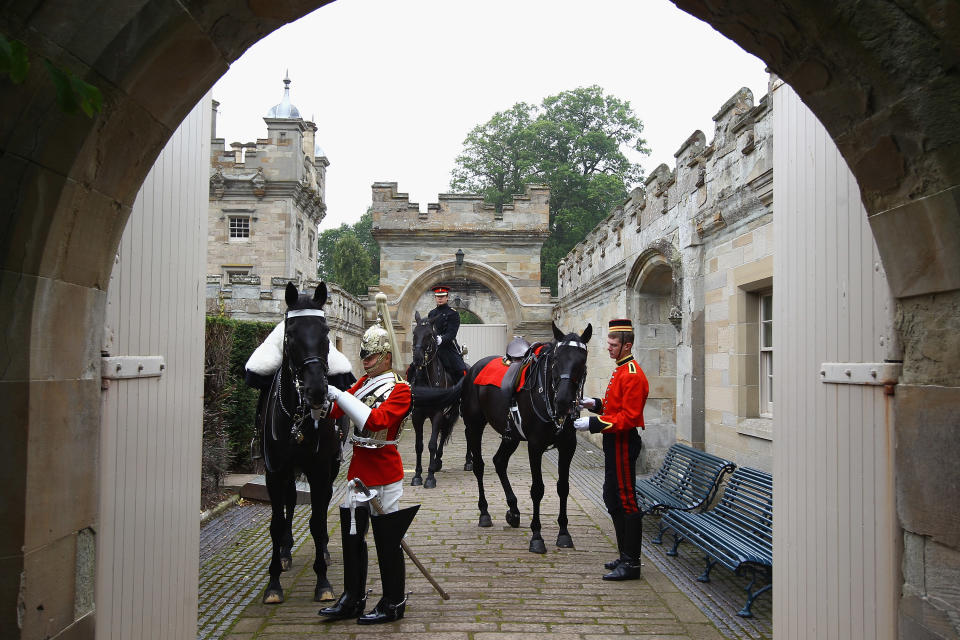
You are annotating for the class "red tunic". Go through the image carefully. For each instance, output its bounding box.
[330,372,410,486]
[596,355,649,432]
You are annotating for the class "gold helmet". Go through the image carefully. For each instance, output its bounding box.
[359,320,390,360]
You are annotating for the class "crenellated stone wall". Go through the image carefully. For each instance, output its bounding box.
[370,183,557,358]
[555,82,776,473]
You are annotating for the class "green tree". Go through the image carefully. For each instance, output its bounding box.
[450,86,649,294]
[450,103,535,212]
[317,223,350,282]
[352,208,380,283]
[331,231,371,297]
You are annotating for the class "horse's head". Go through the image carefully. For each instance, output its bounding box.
[551,321,592,417]
[410,310,438,367]
[284,281,330,409]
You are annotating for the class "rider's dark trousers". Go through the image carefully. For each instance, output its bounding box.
[437,346,466,381]
[601,429,642,516]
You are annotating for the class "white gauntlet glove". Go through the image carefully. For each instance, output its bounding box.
[328,388,371,428]
[573,417,591,431]
[435,335,442,346]
[579,397,596,410]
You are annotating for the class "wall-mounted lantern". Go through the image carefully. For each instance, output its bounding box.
[455,248,464,267]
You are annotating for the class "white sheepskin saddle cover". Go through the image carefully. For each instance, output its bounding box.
[245,320,353,377]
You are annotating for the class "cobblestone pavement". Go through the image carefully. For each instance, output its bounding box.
[200,424,771,639]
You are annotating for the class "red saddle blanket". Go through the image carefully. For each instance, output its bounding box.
[474,358,512,387]
[474,347,543,389]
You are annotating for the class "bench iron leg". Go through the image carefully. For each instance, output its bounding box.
[666,532,682,557]
[738,569,771,617]
[696,556,717,583]
[652,520,665,545]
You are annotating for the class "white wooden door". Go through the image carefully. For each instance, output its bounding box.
[457,324,509,365]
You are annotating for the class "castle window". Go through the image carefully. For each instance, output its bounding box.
[229,216,250,239]
[296,221,303,252]
[759,291,773,417]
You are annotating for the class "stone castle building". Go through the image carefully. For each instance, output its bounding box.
[206,75,364,358]
[555,81,775,473]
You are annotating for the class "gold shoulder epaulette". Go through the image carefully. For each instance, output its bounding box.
[628,362,637,374]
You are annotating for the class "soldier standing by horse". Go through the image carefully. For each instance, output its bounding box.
[318,294,419,625]
[574,318,649,581]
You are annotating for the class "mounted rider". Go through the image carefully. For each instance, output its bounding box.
[319,295,418,625]
[427,286,467,382]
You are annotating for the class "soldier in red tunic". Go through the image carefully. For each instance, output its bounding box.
[318,319,416,624]
[574,318,649,580]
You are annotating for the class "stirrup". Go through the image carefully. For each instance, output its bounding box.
[250,436,263,460]
[508,403,522,432]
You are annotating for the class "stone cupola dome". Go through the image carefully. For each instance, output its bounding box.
[266,72,301,119]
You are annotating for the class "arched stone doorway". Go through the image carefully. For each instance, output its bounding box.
[627,249,682,473]
[2,2,958,638]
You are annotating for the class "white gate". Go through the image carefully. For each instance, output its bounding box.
[97,95,210,639]
[457,324,508,365]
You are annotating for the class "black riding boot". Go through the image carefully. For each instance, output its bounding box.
[603,512,642,581]
[604,511,626,569]
[358,505,420,625]
[319,507,368,620]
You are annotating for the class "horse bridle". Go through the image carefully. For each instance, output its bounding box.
[530,338,588,431]
[278,309,330,443]
[411,321,441,384]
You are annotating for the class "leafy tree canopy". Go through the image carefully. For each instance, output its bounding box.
[317,208,379,294]
[330,231,371,297]
[450,86,649,294]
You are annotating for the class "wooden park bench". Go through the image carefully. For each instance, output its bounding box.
[635,443,737,544]
[661,466,774,618]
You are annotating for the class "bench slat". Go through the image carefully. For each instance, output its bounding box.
[635,443,736,516]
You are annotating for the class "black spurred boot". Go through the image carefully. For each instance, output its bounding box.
[604,511,626,570]
[358,505,420,625]
[603,512,642,581]
[318,507,368,620]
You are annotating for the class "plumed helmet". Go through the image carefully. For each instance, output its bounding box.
[359,320,391,359]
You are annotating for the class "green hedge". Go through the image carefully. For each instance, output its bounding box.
[203,316,274,486]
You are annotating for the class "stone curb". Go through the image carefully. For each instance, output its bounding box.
[200,493,240,524]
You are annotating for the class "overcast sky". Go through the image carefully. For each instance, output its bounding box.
[211,0,769,231]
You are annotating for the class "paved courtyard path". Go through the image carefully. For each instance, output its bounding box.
[202,421,770,639]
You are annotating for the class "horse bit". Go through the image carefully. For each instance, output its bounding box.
[533,339,587,433]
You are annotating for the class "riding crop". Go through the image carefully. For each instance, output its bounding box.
[348,479,450,600]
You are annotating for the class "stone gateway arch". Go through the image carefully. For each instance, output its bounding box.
[2,2,959,639]
[369,182,556,366]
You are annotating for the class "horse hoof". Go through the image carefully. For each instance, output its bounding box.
[529,539,547,554]
[314,586,336,602]
[463,462,473,472]
[505,511,521,528]
[411,476,423,487]
[478,514,493,528]
[424,477,437,489]
[263,589,284,604]
[280,557,292,572]
[556,533,575,548]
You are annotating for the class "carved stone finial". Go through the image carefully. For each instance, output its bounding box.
[210,167,225,199]
[252,167,266,198]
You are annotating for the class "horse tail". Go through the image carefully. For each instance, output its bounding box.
[410,377,464,412]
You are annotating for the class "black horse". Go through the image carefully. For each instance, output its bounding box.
[461,321,592,553]
[407,311,461,488]
[255,282,354,605]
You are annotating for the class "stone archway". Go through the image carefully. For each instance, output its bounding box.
[627,249,682,473]
[395,260,524,330]
[2,2,959,639]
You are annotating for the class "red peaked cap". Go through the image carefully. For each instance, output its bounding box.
[608,318,633,332]
[433,286,450,295]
